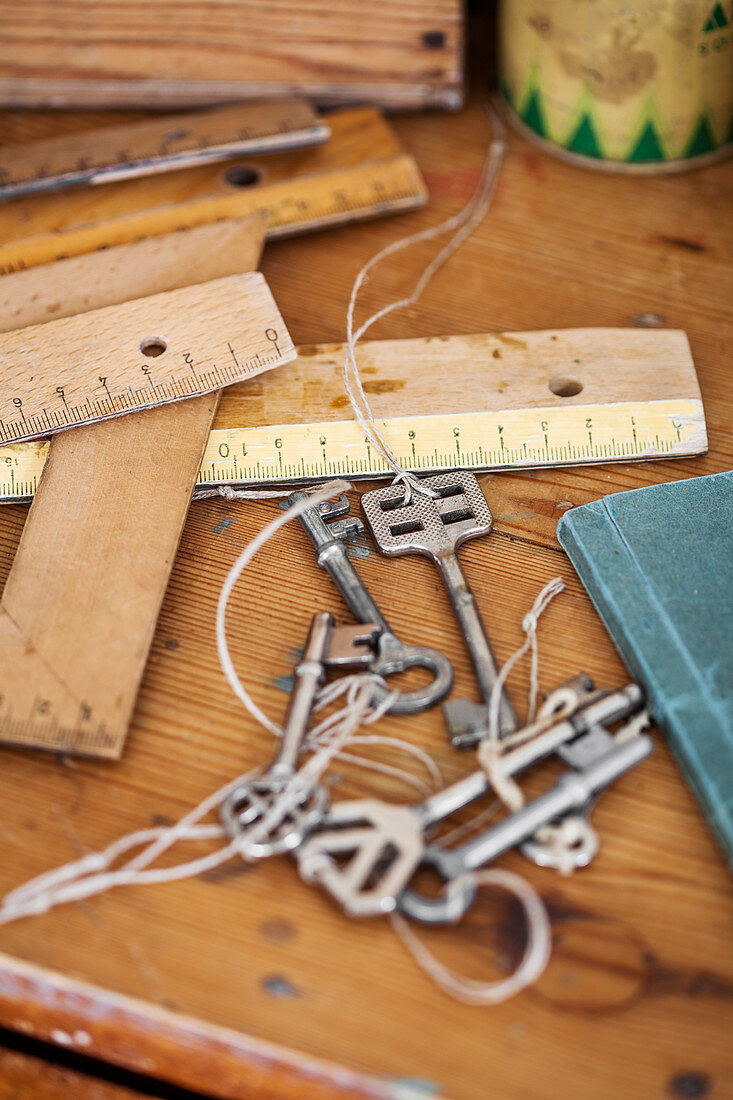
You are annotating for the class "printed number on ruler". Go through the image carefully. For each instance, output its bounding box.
[0,399,705,501]
[198,401,704,484]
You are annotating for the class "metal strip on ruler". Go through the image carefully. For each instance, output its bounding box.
[0,99,329,199]
[0,108,426,274]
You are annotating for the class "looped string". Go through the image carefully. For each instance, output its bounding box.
[0,480,439,927]
[476,574,565,822]
[391,868,552,1006]
[343,101,508,504]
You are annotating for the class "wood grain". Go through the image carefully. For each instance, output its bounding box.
[0,272,295,444]
[0,1045,145,1100]
[220,327,702,415]
[0,214,267,759]
[0,1,463,110]
[0,94,731,1100]
[0,108,426,274]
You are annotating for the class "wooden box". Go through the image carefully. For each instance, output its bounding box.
[0,0,464,110]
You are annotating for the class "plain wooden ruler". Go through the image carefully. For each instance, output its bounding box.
[0,215,269,759]
[0,99,328,199]
[0,329,707,502]
[0,271,295,444]
[0,108,426,274]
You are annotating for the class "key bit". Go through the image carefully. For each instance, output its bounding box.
[289,490,453,714]
[326,515,365,542]
[325,623,382,669]
[318,495,352,520]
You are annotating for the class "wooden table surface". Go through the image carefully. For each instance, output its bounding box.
[0,92,732,1100]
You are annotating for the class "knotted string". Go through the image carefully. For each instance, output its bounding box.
[389,577,566,1001]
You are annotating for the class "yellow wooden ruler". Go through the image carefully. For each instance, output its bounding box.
[0,329,707,502]
[0,107,426,274]
[0,99,328,199]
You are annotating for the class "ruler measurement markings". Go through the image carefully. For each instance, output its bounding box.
[0,99,329,197]
[0,279,294,445]
[0,110,427,273]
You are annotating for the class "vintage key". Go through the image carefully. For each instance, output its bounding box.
[298,681,645,916]
[288,491,453,714]
[361,472,517,748]
[397,717,653,924]
[220,611,333,858]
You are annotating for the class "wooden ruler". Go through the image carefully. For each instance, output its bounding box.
[0,272,295,444]
[0,214,269,758]
[0,329,707,502]
[0,99,328,200]
[0,108,426,274]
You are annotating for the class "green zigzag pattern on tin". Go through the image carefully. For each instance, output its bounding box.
[683,110,719,157]
[567,112,603,157]
[518,69,549,138]
[628,119,667,161]
[702,1,729,31]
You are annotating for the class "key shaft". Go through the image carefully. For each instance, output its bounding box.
[289,490,389,631]
[435,550,517,737]
[274,611,332,776]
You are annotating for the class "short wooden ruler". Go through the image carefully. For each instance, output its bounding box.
[0,108,426,274]
[0,99,328,199]
[0,329,707,502]
[0,272,295,445]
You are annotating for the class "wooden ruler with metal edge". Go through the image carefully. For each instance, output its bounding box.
[0,107,426,274]
[0,98,329,199]
[0,329,707,502]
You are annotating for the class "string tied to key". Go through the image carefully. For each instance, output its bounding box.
[343,99,508,505]
[474,574,602,876]
[477,576,565,812]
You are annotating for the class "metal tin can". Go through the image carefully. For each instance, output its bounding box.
[499,0,733,172]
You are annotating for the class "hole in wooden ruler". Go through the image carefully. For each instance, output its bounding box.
[139,337,167,357]
[223,164,262,188]
[548,376,583,397]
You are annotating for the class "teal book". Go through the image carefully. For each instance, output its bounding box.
[557,472,733,865]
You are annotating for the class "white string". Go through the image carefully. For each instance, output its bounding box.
[391,869,552,1006]
[193,486,316,501]
[343,100,507,503]
[215,480,350,737]
[0,481,430,926]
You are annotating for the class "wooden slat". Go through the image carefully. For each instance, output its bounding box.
[0,214,268,759]
[0,1046,144,1100]
[0,0,463,110]
[0,92,731,1100]
[0,956,407,1100]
